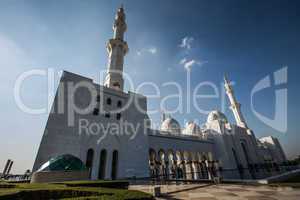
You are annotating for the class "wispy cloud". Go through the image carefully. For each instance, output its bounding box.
[136,46,157,56]
[180,58,207,71]
[179,58,187,65]
[0,33,35,86]
[148,47,157,54]
[178,36,207,71]
[179,36,194,50]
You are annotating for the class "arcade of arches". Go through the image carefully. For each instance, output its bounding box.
[149,148,219,180]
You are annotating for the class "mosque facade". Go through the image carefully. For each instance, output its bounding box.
[33,7,286,181]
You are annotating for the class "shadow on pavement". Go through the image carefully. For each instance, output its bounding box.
[166,183,213,195]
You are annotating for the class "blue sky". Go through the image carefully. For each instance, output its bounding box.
[0,0,299,174]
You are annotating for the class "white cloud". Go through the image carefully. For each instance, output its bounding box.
[136,47,157,56]
[180,58,207,71]
[179,58,187,65]
[0,34,28,66]
[179,36,194,50]
[148,47,157,54]
[184,60,196,70]
[178,37,207,71]
[0,33,35,90]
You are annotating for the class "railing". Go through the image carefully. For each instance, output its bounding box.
[1,174,31,182]
[147,164,300,184]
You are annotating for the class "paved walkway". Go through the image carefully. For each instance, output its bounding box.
[129,184,300,200]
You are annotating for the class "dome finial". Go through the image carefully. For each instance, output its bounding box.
[119,3,124,11]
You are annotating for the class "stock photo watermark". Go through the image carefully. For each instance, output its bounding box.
[13,66,288,142]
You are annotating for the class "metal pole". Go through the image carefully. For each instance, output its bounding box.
[2,159,11,177]
[6,161,14,175]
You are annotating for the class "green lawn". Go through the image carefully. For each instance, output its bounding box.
[0,181,153,200]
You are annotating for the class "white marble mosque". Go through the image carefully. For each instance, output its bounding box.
[32,7,287,181]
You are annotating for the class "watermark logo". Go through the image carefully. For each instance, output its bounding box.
[251,67,288,132]
[13,66,289,142]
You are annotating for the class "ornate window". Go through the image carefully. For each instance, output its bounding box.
[93,108,99,115]
[106,98,112,105]
[117,100,122,107]
[116,113,121,120]
[113,82,120,89]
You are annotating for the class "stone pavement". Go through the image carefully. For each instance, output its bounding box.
[129,184,300,200]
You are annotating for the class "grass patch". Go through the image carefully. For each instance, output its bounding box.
[0,181,153,200]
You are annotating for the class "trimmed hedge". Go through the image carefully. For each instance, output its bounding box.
[62,195,154,200]
[0,182,15,189]
[0,189,101,200]
[62,180,129,189]
[62,192,154,200]
[0,182,153,200]
[6,180,30,184]
[0,189,153,200]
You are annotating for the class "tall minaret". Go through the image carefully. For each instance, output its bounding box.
[224,75,248,129]
[104,6,129,91]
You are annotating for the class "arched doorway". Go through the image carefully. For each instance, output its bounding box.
[86,148,94,178]
[149,148,157,178]
[184,151,193,180]
[175,151,185,179]
[167,150,176,179]
[111,150,118,180]
[202,154,209,179]
[158,149,166,179]
[98,149,107,179]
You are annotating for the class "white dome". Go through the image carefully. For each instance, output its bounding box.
[161,117,181,134]
[184,121,202,135]
[207,110,228,123]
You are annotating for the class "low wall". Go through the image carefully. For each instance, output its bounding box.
[30,170,89,183]
[258,169,300,184]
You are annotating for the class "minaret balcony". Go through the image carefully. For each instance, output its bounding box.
[106,39,128,54]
